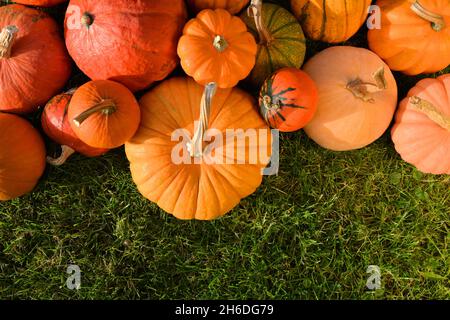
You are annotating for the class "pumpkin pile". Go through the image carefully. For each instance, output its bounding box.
[0,0,448,220]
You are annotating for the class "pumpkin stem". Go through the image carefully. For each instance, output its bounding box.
[0,25,18,59]
[188,82,217,158]
[81,13,94,27]
[262,95,281,111]
[73,99,117,127]
[411,1,446,32]
[248,0,273,45]
[47,145,76,166]
[213,35,229,52]
[346,67,387,103]
[410,96,450,131]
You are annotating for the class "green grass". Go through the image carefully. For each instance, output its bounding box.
[0,0,449,300]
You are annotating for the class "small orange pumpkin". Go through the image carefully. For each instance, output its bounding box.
[68,80,141,149]
[0,113,46,200]
[392,75,450,175]
[187,0,249,15]
[177,9,257,88]
[368,0,450,75]
[303,46,398,151]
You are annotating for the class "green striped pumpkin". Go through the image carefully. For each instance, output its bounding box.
[240,3,306,89]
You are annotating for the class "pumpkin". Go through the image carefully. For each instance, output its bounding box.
[187,0,249,15]
[41,91,109,166]
[0,113,46,200]
[0,4,71,114]
[12,0,67,6]
[125,77,271,220]
[177,9,257,89]
[392,75,450,175]
[64,0,187,92]
[68,80,141,149]
[303,46,398,151]
[259,67,318,132]
[368,0,450,75]
[290,0,372,43]
[240,0,306,89]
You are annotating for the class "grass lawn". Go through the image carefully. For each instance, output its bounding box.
[0,0,449,300]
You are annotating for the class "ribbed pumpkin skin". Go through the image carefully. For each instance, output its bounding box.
[187,0,249,14]
[0,5,71,114]
[303,46,398,151]
[41,93,109,157]
[392,75,450,174]
[13,0,67,6]
[241,3,306,88]
[291,0,371,43]
[64,0,187,92]
[368,0,450,75]
[125,77,271,221]
[0,113,46,200]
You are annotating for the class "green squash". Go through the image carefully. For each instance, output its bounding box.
[240,1,306,89]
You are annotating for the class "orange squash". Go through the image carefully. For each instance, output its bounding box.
[0,4,71,114]
[177,9,257,89]
[125,77,271,220]
[187,0,249,15]
[303,46,398,151]
[13,0,67,6]
[392,75,450,174]
[368,0,450,75]
[291,0,372,43]
[68,80,141,149]
[0,113,46,200]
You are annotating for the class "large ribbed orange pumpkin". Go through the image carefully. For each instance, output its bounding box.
[187,0,249,14]
[13,0,67,6]
[0,113,46,200]
[303,46,398,151]
[125,77,271,220]
[392,75,450,175]
[291,0,372,43]
[368,0,450,75]
[64,0,187,92]
[0,4,71,114]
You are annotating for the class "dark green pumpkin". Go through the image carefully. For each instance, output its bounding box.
[240,2,306,88]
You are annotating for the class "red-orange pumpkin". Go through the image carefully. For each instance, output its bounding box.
[41,91,109,166]
[0,4,71,114]
[259,67,318,132]
[68,80,141,149]
[64,0,187,92]
[392,75,450,174]
[13,0,67,6]
[0,113,46,200]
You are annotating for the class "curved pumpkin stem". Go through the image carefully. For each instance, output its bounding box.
[188,82,217,158]
[0,25,18,59]
[248,0,272,45]
[47,145,76,166]
[73,99,117,127]
[410,96,450,131]
[411,1,446,32]
[346,67,387,103]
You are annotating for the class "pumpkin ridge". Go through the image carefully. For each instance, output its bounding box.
[320,0,327,41]
[270,21,302,37]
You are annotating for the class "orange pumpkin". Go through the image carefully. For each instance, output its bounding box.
[68,80,141,149]
[125,77,271,220]
[187,0,249,15]
[392,75,450,175]
[291,0,372,43]
[177,9,257,88]
[13,0,67,6]
[0,4,71,114]
[303,46,398,151]
[0,113,46,200]
[368,0,450,75]
[65,0,187,92]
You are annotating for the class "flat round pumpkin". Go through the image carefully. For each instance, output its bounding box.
[368,0,450,75]
[392,75,450,174]
[0,113,46,200]
[64,0,187,92]
[0,4,71,114]
[125,77,271,220]
[303,46,398,151]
